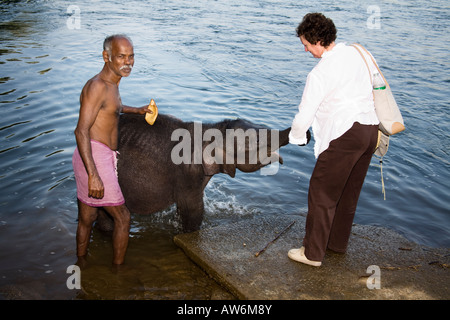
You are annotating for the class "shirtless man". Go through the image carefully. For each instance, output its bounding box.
[72,34,151,267]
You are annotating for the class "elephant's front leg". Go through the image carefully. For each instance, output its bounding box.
[177,189,205,233]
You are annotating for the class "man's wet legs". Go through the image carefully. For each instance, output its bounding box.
[76,199,99,265]
[103,204,131,265]
[76,200,130,266]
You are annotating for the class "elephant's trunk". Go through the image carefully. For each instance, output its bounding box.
[264,127,290,165]
[268,127,291,153]
[279,127,291,147]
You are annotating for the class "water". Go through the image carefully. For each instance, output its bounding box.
[0,0,449,299]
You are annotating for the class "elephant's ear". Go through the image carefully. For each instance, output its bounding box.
[202,149,236,178]
[202,155,220,176]
[221,163,236,178]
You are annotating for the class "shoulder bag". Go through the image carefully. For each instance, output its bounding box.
[351,43,405,157]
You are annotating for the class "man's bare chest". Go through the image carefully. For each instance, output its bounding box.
[102,86,122,114]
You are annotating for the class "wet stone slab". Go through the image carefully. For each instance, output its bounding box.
[174,215,450,300]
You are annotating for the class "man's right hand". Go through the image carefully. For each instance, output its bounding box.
[88,173,104,199]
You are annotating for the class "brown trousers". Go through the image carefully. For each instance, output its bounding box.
[303,122,378,261]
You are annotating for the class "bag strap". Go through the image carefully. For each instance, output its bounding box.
[352,44,388,200]
[351,43,390,89]
[351,44,373,86]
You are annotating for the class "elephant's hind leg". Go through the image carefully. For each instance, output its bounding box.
[95,208,115,234]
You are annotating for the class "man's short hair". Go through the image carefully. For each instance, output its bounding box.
[296,13,337,47]
[103,34,133,55]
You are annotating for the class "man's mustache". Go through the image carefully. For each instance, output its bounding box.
[120,65,133,71]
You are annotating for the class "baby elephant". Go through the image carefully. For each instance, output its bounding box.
[98,113,294,233]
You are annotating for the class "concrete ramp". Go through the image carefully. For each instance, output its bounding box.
[174,215,449,299]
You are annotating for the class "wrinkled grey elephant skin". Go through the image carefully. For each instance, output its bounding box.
[98,113,292,233]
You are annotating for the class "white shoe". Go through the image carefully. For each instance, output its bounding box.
[288,246,322,267]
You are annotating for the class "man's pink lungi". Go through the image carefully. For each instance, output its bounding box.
[72,140,125,207]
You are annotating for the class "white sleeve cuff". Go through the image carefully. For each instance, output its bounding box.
[288,131,308,145]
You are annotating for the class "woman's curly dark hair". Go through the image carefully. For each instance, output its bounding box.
[296,13,337,47]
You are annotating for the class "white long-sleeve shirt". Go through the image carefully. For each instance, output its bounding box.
[289,43,379,158]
